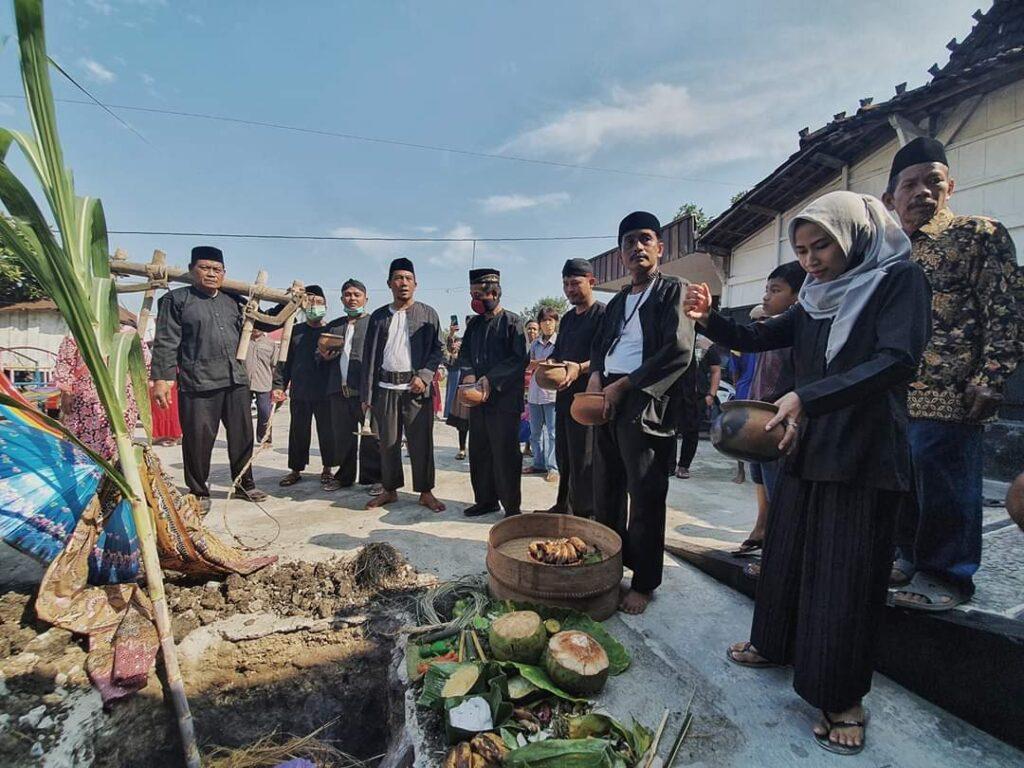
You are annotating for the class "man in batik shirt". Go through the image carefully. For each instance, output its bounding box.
[884,136,1024,610]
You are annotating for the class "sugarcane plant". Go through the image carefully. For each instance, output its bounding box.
[0,1,199,765]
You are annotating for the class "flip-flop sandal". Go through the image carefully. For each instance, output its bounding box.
[893,573,968,612]
[278,472,302,487]
[725,641,780,668]
[889,558,915,587]
[814,710,868,756]
[731,538,763,557]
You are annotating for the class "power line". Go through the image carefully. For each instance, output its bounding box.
[46,58,149,145]
[106,229,615,243]
[0,93,745,188]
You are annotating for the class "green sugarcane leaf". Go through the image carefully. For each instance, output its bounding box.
[0,392,133,497]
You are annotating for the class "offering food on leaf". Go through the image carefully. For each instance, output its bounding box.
[527,536,594,565]
[543,630,610,695]
[441,663,482,698]
[447,697,494,733]
[507,675,539,700]
[445,733,509,768]
[489,610,548,664]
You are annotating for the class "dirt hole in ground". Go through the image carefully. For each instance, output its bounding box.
[0,549,429,767]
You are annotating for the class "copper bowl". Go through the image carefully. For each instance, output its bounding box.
[534,360,569,391]
[571,392,608,426]
[710,400,784,462]
[317,332,346,356]
[457,382,487,407]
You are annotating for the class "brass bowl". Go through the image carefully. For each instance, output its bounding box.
[457,382,487,407]
[571,392,608,426]
[534,361,569,391]
[710,400,784,462]
[317,332,346,356]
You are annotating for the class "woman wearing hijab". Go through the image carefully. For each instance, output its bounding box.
[685,191,931,755]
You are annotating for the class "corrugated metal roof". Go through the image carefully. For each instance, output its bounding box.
[698,0,1024,254]
[0,299,137,324]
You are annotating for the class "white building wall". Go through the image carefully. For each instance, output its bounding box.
[723,78,1024,308]
[0,310,67,374]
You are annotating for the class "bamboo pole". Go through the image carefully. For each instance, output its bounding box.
[236,270,267,362]
[274,280,304,365]
[135,250,165,340]
[109,258,296,304]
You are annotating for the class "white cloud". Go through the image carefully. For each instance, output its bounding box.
[86,0,113,14]
[329,226,406,266]
[479,192,570,214]
[186,13,204,25]
[79,57,116,84]
[414,226,438,234]
[140,72,156,86]
[428,224,518,269]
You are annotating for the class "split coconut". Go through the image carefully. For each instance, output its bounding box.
[543,630,610,695]
[489,611,547,664]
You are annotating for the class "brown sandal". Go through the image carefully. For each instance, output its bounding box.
[726,642,779,668]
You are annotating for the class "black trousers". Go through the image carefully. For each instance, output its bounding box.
[593,392,673,593]
[179,383,255,497]
[554,398,596,516]
[468,403,521,513]
[751,474,900,711]
[373,387,435,493]
[288,398,334,471]
[676,430,699,470]
[329,392,381,486]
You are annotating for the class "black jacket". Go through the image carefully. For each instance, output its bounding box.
[360,301,443,403]
[319,314,370,396]
[590,273,695,436]
[456,308,529,414]
[273,323,331,401]
[703,260,931,491]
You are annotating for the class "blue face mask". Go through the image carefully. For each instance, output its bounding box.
[344,305,366,317]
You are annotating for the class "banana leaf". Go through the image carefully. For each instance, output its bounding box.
[504,738,627,768]
[490,601,631,674]
[416,662,464,709]
[443,674,513,744]
[495,661,587,703]
[566,713,653,764]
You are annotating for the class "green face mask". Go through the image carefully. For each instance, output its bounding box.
[307,305,326,320]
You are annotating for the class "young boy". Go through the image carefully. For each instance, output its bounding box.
[734,260,806,563]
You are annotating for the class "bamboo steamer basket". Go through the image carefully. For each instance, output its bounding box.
[486,513,623,620]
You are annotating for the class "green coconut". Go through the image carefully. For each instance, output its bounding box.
[542,630,610,696]
[488,610,548,664]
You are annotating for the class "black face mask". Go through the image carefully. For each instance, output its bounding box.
[471,297,499,315]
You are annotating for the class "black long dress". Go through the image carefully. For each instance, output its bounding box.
[702,260,931,712]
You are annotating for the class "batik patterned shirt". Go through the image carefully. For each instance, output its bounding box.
[908,207,1024,422]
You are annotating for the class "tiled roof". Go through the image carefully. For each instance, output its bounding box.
[699,1,1024,254]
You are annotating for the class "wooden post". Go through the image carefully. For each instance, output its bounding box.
[236,270,267,362]
[275,280,305,364]
[135,250,165,340]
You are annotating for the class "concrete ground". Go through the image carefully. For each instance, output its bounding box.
[2,404,1023,766]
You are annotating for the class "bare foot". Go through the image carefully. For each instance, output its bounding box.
[618,587,652,614]
[419,491,446,513]
[366,490,398,509]
[813,703,865,750]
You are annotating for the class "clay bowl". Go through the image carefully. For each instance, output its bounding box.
[317,332,346,356]
[534,360,569,391]
[710,399,785,462]
[457,382,487,407]
[571,392,608,426]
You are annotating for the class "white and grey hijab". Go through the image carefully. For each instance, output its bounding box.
[792,191,911,363]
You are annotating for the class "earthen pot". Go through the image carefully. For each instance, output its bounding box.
[571,392,608,426]
[534,360,569,391]
[457,382,487,407]
[317,332,346,356]
[710,399,784,462]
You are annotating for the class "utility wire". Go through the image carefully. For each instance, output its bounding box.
[0,93,745,188]
[44,59,149,145]
[106,229,615,242]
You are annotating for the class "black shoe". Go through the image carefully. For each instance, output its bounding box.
[235,486,268,503]
[463,502,500,518]
[503,509,522,518]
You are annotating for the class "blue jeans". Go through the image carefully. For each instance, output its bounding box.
[897,419,983,593]
[529,402,557,472]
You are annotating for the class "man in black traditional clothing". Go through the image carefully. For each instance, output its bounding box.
[274,285,336,489]
[151,246,268,506]
[541,258,605,516]
[360,258,446,512]
[457,268,529,518]
[588,212,694,614]
[319,278,381,492]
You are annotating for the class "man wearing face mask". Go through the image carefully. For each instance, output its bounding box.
[457,268,529,517]
[360,258,446,512]
[882,137,1024,611]
[274,285,336,488]
[319,279,381,493]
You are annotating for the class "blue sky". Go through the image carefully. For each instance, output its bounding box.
[0,0,985,323]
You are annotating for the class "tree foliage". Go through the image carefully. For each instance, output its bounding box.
[520,296,568,324]
[674,202,711,232]
[0,242,46,303]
